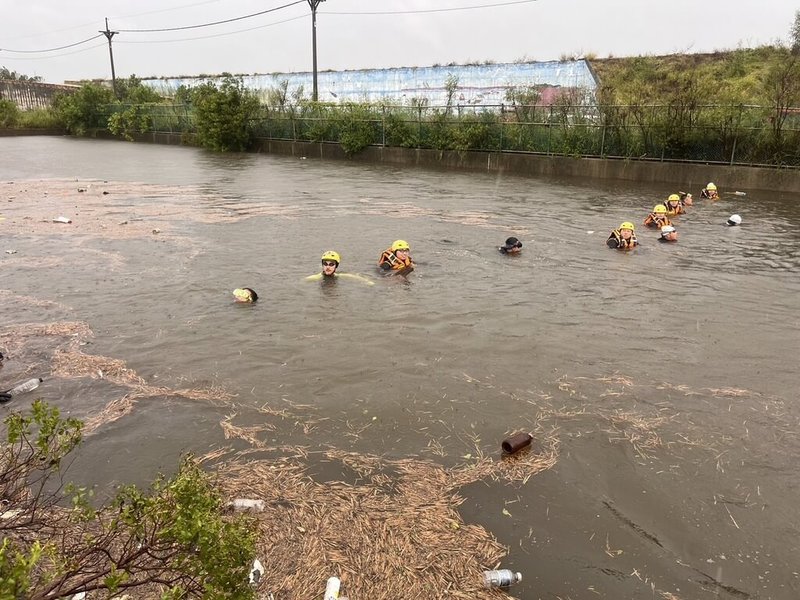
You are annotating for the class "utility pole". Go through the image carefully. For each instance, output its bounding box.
[307,0,325,102]
[100,18,118,97]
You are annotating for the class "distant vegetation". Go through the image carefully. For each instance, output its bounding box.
[0,66,42,82]
[2,12,799,166]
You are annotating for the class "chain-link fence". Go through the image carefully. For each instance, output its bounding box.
[126,102,800,168]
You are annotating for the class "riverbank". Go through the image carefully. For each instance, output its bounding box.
[114,129,800,194]
[5,127,797,193]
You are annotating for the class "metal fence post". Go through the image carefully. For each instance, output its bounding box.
[547,105,553,155]
[499,103,504,151]
[730,104,743,166]
[417,106,422,149]
[600,115,606,158]
[382,105,386,147]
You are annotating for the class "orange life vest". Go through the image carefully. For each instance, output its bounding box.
[608,229,638,249]
[378,249,413,271]
[666,202,684,216]
[644,213,671,228]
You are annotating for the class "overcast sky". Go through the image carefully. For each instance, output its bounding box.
[0,0,796,84]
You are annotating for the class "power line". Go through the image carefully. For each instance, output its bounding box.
[0,33,105,54]
[0,1,304,58]
[321,0,538,15]
[0,42,107,61]
[1,0,227,43]
[115,0,228,21]
[117,0,306,33]
[115,15,306,45]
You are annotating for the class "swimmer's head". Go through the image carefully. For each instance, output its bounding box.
[660,225,678,241]
[500,236,523,254]
[321,250,340,276]
[233,287,258,303]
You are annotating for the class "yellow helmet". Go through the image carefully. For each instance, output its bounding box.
[706,182,717,191]
[668,193,680,202]
[654,204,667,214]
[321,250,340,264]
[391,240,410,251]
[619,221,635,231]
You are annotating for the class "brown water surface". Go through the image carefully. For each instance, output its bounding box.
[1,137,799,599]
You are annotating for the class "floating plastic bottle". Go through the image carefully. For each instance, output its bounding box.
[483,569,522,588]
[324,576,341,600]
[501,432,533,455]
[4,377,43,397]
[249,558,264,586]
[734,191,747,196]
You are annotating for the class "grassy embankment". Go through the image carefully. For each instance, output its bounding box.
[1,46,798,164]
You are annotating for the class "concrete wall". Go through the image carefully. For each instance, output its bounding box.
[248,139,800,194]
[0,81,78,110]
[0,128,65,136]
[141,60,597,107]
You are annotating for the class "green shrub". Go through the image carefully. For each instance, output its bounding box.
[299,103,336,143]
[383,111,418,147]
[108,104,152,141]
[52,84,115,135]
[0,98,19,127]
[450,112,499,151]
[336,104,378,155]
[1,401,257,599]
[190,77,260,152]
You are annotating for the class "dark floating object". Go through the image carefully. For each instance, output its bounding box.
[501,432,533,455]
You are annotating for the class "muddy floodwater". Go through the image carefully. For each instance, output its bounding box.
[1,136,799,599]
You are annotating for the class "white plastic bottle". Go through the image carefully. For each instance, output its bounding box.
[5,378,43,396]
[324,576,340,600]
[483,569,522,588]
[226,498,265,513]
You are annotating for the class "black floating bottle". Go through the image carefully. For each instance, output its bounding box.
[501,432,533,454]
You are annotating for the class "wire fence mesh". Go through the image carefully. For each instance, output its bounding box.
[115,102,800,168]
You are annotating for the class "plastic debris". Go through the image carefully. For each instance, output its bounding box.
[225,498,265,513]
[501,432,533,454]
[0,508,22,520]
[483,569,522,588]
[324,576,341,600]
[249,558,264,585]
[2,377,43,398]
[53,216,72,224]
